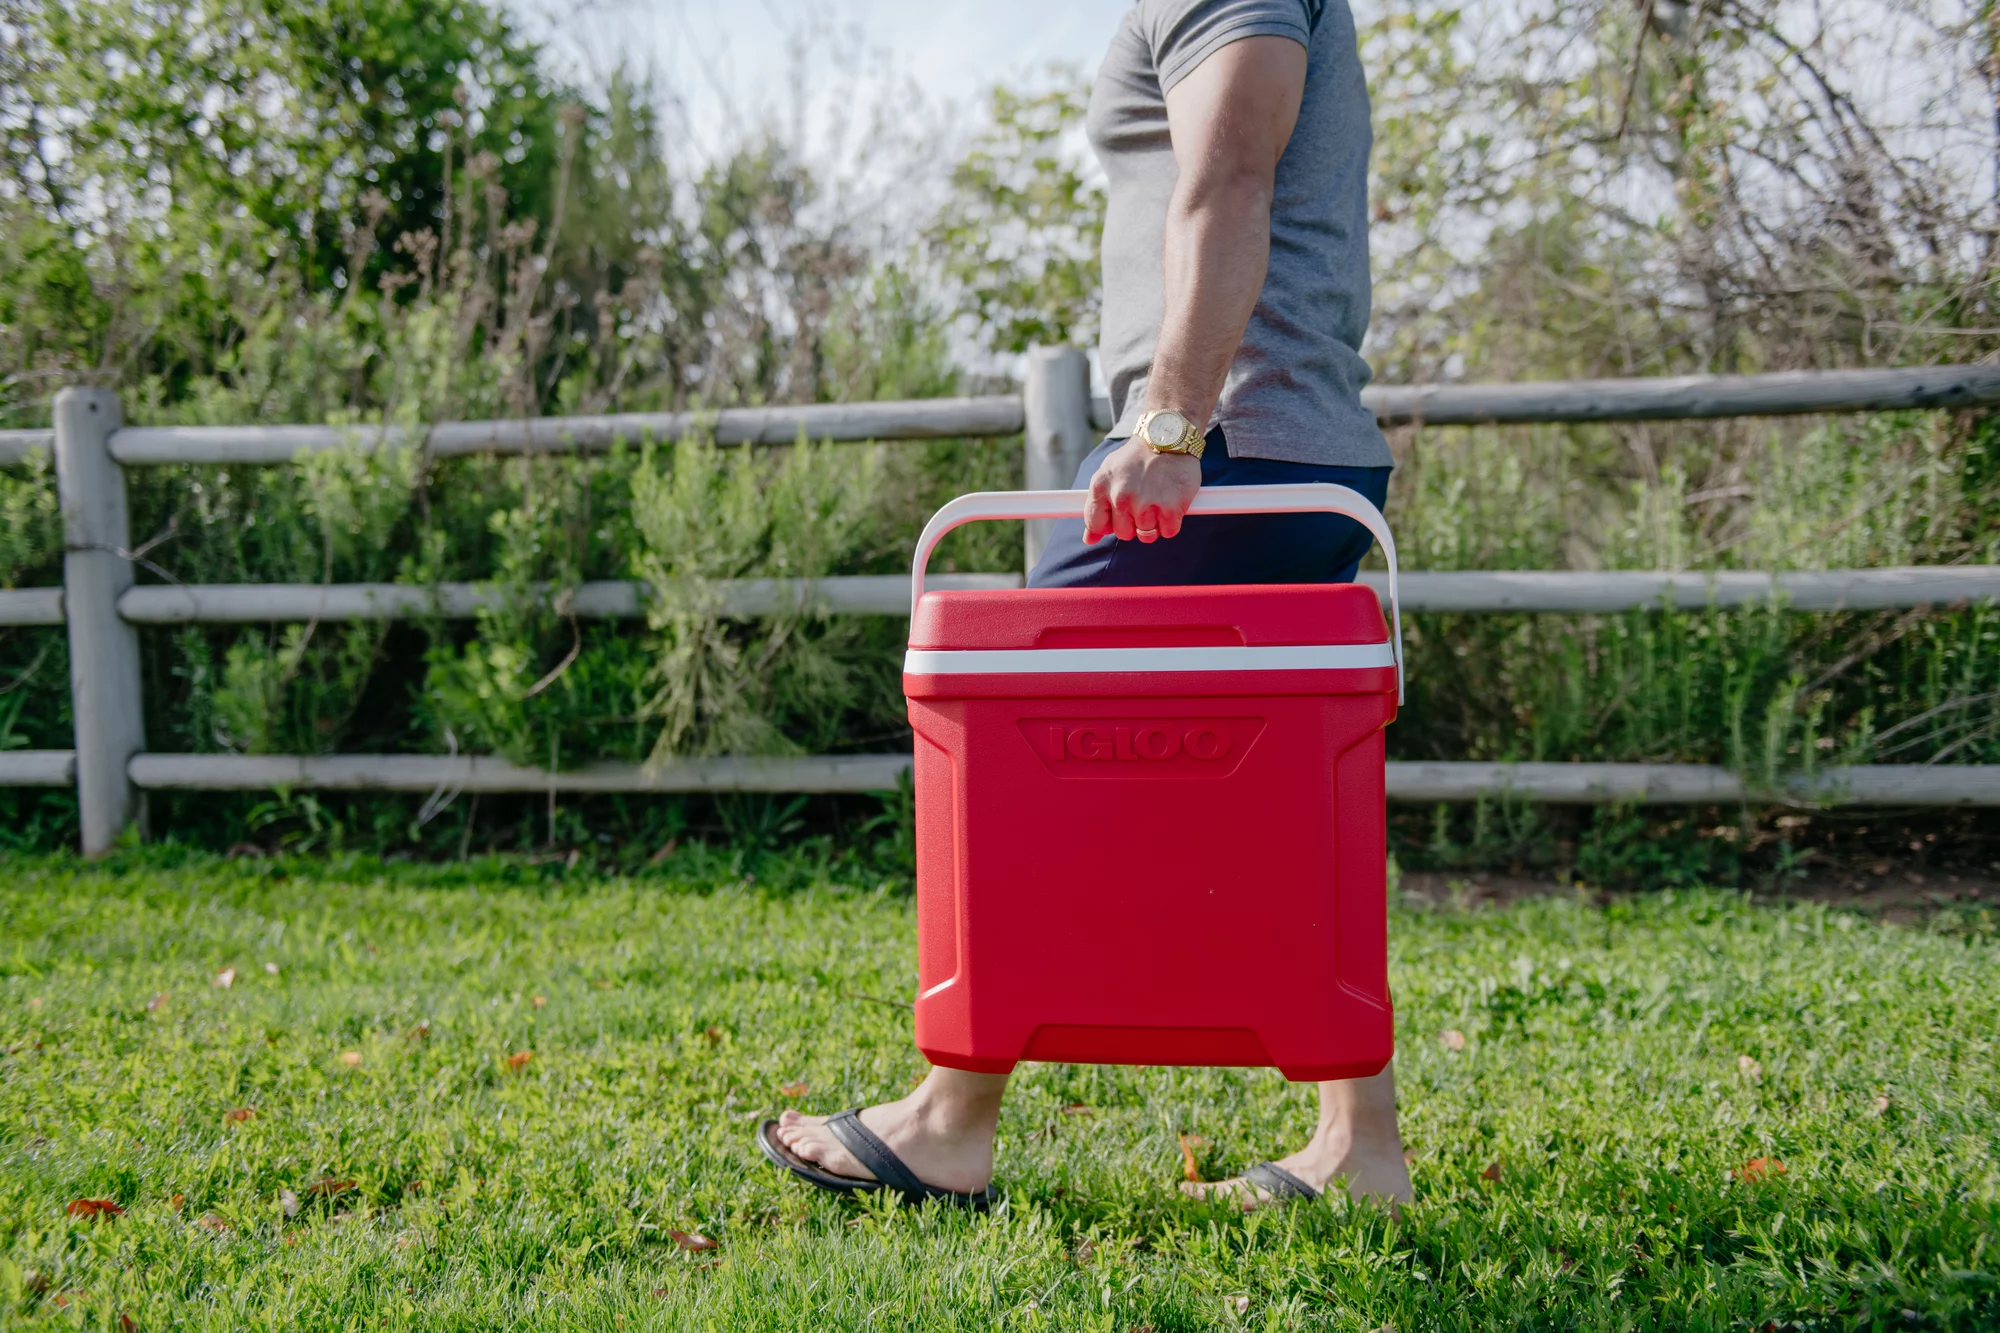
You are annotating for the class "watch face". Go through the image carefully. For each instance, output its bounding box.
[1145,410,1187,447]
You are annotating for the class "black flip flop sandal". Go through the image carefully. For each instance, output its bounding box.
[1240,1161,1320,1201]
[756,1110,996,1210]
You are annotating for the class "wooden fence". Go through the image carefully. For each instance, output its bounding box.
[4,349,1999,854]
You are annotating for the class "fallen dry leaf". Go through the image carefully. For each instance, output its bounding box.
[278,1188,300,1218]
[264,962,280,976]
[145,993,168,1012]
[505,1050,534,1070]
[67,1198,124,1220]
[1404,1149,1418,1165]
[591,979,615,990]
[1061,1102,1093,1116]
[28,995,42,1010]
[531,995,546,1009]
[669,1229,720,1252]
[1737,1055,1762,1077]
[213,968,236,989]
[1439,1028,1467,1052]
[120,1311,138,1331]
[224,1107,256,1124]
[306,1177,356,1198]
[648,839,679,867]
[1230,1295,1250,1313]
[779,1080,808,1097]
[1868,861,1891,876]
[701,1025,723,1046]
[169,1193,186,1210]
[1873,1093,1892,1113]
[1736,1156,1786,1183]
[1481,1161,1504,1181]
[406,1022,430,1041]
[652,1287,670,1298]
[1177,1132,1208,1183]
[337,1050,363,1068]
[196,1213,230,1233]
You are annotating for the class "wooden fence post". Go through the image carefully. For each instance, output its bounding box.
[1021,346,1095,573]
[53,388,146,854]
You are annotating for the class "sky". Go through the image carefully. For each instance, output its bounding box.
[510,0,1132,164]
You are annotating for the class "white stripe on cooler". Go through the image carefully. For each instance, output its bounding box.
[902,642,1396,675]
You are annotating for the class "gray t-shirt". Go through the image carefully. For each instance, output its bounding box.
[1088,0,1392,467]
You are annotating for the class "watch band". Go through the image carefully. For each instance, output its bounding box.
[1134,408,1206,459]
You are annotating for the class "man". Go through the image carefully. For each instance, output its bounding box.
[762,0,1409,1209]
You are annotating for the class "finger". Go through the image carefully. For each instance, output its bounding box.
[1156,503,1186,540]
[1083,481,1114,544]
[1109,489,1139,542]
[1132,501,1163,543]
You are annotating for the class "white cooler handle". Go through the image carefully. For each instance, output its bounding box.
[910,483,1403,702]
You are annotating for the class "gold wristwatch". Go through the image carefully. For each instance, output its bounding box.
[1133,407,1205,458]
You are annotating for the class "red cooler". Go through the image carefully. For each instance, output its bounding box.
[902,484,1403,1083]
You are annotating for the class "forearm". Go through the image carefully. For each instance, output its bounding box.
[1145,174,1274,428]
[1081,34,1303,547]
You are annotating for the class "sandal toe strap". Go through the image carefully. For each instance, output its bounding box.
[1242,1161,1320,1200]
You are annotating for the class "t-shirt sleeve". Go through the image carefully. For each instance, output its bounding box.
[1137,0,1315,95]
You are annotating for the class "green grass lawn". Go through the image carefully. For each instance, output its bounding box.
[2,851,1995,1331]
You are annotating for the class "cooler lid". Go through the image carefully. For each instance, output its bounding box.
[907,583,1388,651]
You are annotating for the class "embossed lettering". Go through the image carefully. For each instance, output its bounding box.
[1185,728,1230,760]
[1067,727,1113,761]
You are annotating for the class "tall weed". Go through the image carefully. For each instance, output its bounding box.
[420,451,649,768]
[629,437,902,760]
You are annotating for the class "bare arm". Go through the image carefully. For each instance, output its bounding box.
[1084,34,1308,545]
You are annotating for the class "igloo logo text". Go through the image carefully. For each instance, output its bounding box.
[1017,717,1265,779]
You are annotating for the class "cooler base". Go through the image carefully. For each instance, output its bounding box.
[920,1024,1393,1084]
[918,1050,1020,1076]
[1272,1057,1393,1083]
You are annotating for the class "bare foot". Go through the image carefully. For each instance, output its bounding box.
[773,1066,1008,1195]
[1181,1065,1413,1212]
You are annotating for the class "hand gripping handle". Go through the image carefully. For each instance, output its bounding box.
[909,483,1404,702]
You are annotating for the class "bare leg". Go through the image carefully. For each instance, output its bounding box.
[774,1066,1008,1195]
[1183,1063,1412,1209]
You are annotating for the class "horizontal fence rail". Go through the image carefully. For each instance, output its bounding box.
[0,588,65,625]
[7,748,1997,806]
[0,567,1991,630]
[126,752,914,794]
[1386,761,2000,806]
[9,362,2000,853]
[108,574,1024,624]
[104,396,1041,466]
[79,753,2000,807]
[0,428,52,466]
[7,364,1999,469]
[0,751,77,785]
[1363,566,2000,614]
[1365,363,2000,426]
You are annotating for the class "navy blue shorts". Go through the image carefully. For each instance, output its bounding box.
[1027,427,1392,589]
